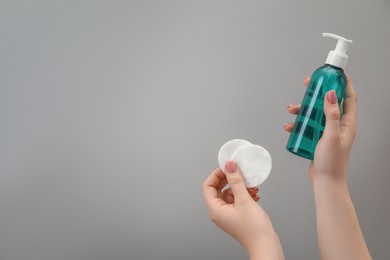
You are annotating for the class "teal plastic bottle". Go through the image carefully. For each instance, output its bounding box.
[286,33,352,160]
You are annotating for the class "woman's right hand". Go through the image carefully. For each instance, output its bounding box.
[284,73,358,184]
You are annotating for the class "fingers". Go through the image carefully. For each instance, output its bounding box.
[202,168,228,210]
[323,90,341,137]
[222,188,235,203]
[304,76,310,87]
[223,187,260,203]
[340,72,357,135]
[343,72,357,117]
[224,160,252,204]
[284,76,309,132]
[283,123,294,133]
[287,76,310,115]
[284,104,300,132]
[249,187,260,202]
[287,104,301,115]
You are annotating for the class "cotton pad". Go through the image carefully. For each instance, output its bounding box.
[218,139,252,173]
[232,145,272,187]
[217,139,272,187]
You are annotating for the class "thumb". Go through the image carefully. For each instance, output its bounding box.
[225,160,251,204]
[323,90,341,137]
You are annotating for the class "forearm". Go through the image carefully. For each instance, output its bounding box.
[248,232,285,260]
[313,177,371,260]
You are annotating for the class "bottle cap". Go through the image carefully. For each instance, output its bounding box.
[323,33,352,69]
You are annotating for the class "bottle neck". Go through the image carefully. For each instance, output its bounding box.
[324,63,343,70]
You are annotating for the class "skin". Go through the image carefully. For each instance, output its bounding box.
[202,73,371,259]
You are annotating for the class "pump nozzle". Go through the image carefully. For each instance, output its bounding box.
[322,33,352,69]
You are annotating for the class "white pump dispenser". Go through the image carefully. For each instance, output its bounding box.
[323,33,352,69]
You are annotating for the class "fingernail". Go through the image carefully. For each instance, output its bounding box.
[225,160,236,173]
[304,76,309,80]
[327,90,337,104]
[284,123,288,128]
[287,104,293,109]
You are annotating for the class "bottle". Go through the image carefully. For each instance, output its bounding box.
[286,33,352,160]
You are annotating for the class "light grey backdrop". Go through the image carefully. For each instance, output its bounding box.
[1,1,389,259]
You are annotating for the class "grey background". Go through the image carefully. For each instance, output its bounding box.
[1,0,389,259]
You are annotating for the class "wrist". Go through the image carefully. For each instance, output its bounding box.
[314,171,348,187]
[310,164,348,187]
[313,174,349,198]
[247,231,284,260]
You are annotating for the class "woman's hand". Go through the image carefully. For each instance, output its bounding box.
[284,73,357,184]
[202,161,284,260]
[284,74,371,259]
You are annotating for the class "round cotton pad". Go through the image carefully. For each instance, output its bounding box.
[218,139,252,174]
[232,145,272,187]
